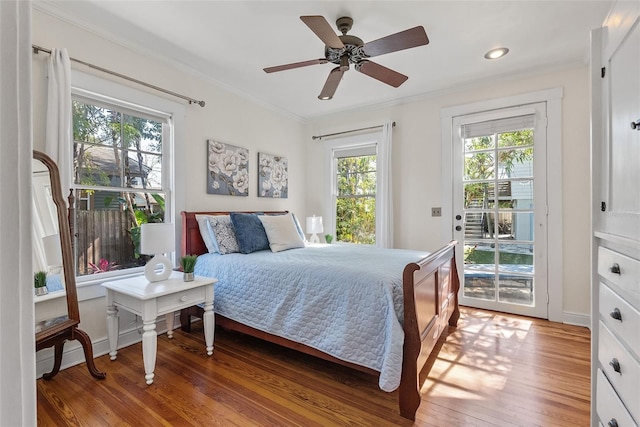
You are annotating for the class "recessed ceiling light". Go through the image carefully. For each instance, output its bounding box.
[484,47,509,60]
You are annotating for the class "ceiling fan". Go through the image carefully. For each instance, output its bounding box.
[264,15,429,100]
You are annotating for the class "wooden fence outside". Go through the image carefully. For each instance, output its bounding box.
[75,210,137,275]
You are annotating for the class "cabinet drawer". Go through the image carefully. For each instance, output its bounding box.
[157,286,206,315]
[598,247,640,309]
[600,284,640,357]
[599,322,640,422]
[596,369,638,427]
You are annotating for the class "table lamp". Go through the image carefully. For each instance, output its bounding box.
[140,222,175,282]
[306,215,323,244]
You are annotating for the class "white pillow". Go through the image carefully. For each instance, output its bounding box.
[195,214,219,253]
[258,213,305,252]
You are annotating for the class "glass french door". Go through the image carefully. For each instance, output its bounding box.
[452,103,548,318]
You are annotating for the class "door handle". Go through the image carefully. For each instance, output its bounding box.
[455,225,462,231]
[455,215,462,221]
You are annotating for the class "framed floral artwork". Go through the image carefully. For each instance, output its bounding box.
[258,152,288,198]
[207,140,249,196]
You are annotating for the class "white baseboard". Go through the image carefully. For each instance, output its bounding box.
[563,311,591,329]
[36,313,178,378]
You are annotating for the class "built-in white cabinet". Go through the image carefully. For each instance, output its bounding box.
[591,2,640,427]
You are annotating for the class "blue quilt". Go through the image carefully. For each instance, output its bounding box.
[195,243,428,391]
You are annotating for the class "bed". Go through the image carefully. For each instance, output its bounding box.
[179,210,460,420]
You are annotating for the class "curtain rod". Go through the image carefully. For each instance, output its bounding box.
[32,45,206,107]
[311,122,396,140]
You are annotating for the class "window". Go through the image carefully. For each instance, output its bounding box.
[71,95,172,277]
[324,127,392,247]
[334,146,377,244]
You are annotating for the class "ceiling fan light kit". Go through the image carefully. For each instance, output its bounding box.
[264,15,429,100]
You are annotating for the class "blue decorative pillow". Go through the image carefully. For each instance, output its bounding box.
[230,212,270,254]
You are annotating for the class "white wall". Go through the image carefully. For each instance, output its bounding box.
[305,66,592,319]
[31,9,307,372]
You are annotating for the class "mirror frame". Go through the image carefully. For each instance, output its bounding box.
[33,150,79,325]
[34,151,105,380]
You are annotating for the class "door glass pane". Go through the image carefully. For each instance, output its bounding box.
[464,182,493,208]
[464,151,494,180]
[498,148,534,178]
[497,243,534,305]
[510,180,533,206]
[510,212,535,242]
[463,242,495,300]
[497,129,533,148]
[498,274,533,305]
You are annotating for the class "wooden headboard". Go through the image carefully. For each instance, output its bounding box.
[181,211,288,256]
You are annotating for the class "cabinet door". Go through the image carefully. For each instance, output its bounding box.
[600,7,640,240]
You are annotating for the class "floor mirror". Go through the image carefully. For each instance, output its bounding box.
[33,150,105,380]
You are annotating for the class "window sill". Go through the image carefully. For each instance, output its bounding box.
[76,267,145,302]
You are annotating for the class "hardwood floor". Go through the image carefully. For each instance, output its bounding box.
[37,307,591,426]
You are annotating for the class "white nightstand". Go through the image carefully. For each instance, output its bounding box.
[102,271,216,385]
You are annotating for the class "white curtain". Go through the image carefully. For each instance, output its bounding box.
[376,121,394,248]
[45,48,72,195]
[0,1,36,425]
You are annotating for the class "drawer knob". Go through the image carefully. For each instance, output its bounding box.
[609,358,621,374]
[609,263,621,275]
[608,419,619,427]
[180,295,188,302]
[609,308,622,322]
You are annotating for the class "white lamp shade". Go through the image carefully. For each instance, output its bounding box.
[140,222,175,255]
[306,216,323,234]
[42,233,62,268]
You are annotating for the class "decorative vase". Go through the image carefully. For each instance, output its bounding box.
[183,272,194,282]
[35,286,48,296]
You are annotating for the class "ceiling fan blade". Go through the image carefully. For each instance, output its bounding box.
[318,67,345,100]
[300,16,345,49]
[264,59,328,73]
[357,60,408,88]
[363,26,429,57]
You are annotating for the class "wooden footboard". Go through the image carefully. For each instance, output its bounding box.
[399,240,459,419]
[179,211,459,420]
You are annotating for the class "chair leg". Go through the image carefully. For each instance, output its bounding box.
[42,341,65,380]
[74,327,106,379]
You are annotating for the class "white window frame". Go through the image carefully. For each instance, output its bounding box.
[69,71,185,297]
[323,130,389,245]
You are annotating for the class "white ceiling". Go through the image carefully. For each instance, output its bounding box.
[35,1,613,121]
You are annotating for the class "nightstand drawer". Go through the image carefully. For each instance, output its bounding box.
[157,286,206,315]
[596,369,638,427]
[599,322,640,422]
[600,284,640,357]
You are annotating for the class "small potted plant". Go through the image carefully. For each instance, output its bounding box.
[324,234,333,244]
[180,255,198,282]
[34,271,48,296]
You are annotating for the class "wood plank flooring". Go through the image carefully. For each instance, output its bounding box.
[37,307,591,426]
